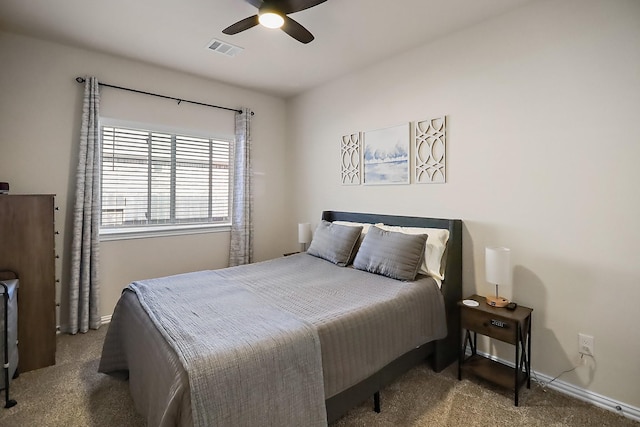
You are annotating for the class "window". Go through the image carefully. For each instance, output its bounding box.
[100,125,232,237]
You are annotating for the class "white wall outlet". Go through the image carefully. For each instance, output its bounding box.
[578,333,594,356]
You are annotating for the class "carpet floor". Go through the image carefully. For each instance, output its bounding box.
[0,326,636,427]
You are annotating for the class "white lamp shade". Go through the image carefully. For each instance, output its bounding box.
[485,246,511,286]
[298,223,312,244]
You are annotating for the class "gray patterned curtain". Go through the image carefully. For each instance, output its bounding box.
[68,77,101,334]
[229,107,253,266]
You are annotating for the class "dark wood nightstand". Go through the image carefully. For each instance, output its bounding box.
[458,294,532,406]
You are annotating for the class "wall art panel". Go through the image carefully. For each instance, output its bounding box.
[414,116,446,183]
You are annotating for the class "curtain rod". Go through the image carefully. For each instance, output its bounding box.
[75,77,254,115]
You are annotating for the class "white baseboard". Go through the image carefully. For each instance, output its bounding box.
[472,350,640,422]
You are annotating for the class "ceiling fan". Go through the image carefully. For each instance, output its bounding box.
[222,0,327,44]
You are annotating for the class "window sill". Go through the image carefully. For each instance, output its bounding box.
[100,223,231,241]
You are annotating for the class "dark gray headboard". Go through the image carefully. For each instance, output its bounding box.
[321,210,462,370]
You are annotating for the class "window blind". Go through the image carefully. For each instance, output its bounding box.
[101,126,231,230]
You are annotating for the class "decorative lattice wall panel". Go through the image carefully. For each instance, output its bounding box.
[414,117,446,183]
[341,132,361,185]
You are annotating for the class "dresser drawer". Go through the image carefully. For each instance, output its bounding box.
[461,308,518,344]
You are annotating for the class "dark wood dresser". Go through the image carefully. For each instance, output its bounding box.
[0,194,56,372]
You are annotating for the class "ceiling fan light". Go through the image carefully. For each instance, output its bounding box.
[258,12,284,29]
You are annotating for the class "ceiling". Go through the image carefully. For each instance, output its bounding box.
[0,0,537,98]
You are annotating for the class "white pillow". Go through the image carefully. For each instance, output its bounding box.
[332,221,375,235]
[375,224,450,280]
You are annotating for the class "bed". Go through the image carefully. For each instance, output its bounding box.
[99,211,462,426]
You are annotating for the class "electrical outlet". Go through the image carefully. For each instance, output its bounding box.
[578,333,594,356]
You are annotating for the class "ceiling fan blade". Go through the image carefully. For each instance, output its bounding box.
[278,0,327,14]
[281,15,314,44]
[222,15,260,35]
[245,0,263,9]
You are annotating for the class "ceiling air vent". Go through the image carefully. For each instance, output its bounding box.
[207,38,243,57]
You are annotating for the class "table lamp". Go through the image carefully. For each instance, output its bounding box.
[485,246,511,307]
[298,223,312,252]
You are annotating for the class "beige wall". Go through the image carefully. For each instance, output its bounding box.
[287,0,640,410]
[2,0,639,414]
[0,31,293,326]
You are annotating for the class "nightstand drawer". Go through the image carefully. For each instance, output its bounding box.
[461,309,518,344]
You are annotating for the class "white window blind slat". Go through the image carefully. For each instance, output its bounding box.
[101,125,231,229]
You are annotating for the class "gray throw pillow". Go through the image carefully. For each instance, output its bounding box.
[307,220,363,266]
[353,226,428,281]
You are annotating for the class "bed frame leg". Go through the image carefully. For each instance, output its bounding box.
[373,391,380,413]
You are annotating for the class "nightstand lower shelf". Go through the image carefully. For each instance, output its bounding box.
[460,354,528,391]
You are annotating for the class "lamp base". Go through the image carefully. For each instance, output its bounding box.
[486,295,509,308]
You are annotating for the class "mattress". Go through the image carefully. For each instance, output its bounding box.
[99,253,447,426]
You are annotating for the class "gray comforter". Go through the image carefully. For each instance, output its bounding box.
[128,270,326,427]
[100,253,447,426]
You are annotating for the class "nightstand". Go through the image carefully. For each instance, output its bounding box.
[458,294,532,406]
